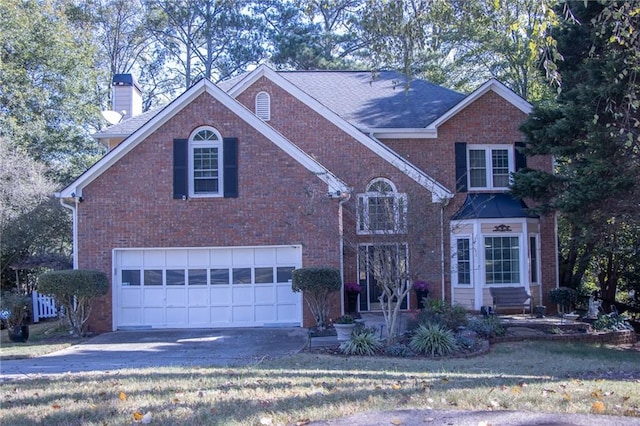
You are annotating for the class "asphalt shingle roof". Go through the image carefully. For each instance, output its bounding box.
[279,70,465,129]
[451,193,538,220]
[94,70,466,138]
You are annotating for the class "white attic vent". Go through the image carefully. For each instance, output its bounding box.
[255,91,271,121]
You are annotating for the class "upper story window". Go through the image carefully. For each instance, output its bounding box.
[255,91,271,121]
[468,145,513,190]
[189,127,223,197]
[357,178,407,234]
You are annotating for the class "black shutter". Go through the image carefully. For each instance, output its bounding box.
[455,142,468,193]
[223,137,238,198]
[515,141,527,171]
[173,139,188,199]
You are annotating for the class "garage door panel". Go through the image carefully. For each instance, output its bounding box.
[114,246,302,329]
[166,288,187,306]
[166,307,187,325]
[232,287,253,304]
[188,288,209,306]
[210,287,231,305]
[120,289,142,307]
[254,286,275,303]
[188,307,209,324]
[255,305,275,322]
[143,289,165,306]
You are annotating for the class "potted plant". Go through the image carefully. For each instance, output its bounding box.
[412,280,430,310]
[1,290,31,342]
[344,282,362,314]
[548,287,578,316]
[333,315,356,341]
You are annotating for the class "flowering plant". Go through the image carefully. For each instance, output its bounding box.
[412,280,430,292]
[344,282,362,293]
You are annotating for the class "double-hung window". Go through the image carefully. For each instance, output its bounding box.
[357,178,407,234]
[454,238,472,286]
[468,145,513,190]
[189,127,223,197]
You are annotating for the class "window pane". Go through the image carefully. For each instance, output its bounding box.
[188,269,208,285]
[276,267,295,283]
[485,237,519,284]
[456,239,471,285]
[469,149,487,187]
[122,269,141,286]
[210,269,230,285]
[166,269,185,285]
[368,196,394,231]
[255,267,273,284]
[492,149,510,187]
[368,180,393,193]
[144,270,163,286]
[233,268,252,284]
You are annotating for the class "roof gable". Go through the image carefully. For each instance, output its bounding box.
[227,65,453,202]
[59,78,348,198]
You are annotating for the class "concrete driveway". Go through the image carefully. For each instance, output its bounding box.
[0,327,308,381]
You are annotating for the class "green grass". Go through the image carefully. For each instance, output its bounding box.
[0,320,86,360]
[1,341,639,425]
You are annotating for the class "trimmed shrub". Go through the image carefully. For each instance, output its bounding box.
[409,324,459,356]
[466,316,505,338]
[292,267,341,329]
[340,326,382,356]
[410,299,468,331]
[548,287,578,312]
[38,269,108,335]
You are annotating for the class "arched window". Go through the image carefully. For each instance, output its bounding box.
[357,178,407,234]
[255,91,271,121]
[189,126,223,197]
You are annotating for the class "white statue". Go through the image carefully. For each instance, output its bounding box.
[587,295,601,319]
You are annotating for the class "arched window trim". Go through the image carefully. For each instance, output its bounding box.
[188,126,224,197]
[255,91,271,121]
[357,178,407,235]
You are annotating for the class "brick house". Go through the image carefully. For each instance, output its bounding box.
[57,65,557,332]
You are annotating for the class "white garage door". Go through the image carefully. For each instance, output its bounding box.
[113,245,302,329]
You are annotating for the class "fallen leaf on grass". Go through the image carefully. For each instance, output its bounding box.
[392,383,401,390]
[562,392,571,401]
[591,389,604,400]
[52,404,61,409]
[592,401,606,414]
[119,391,127,401]
[133,411,144,421]
[511,387,521,394]
[172,398,180,404]
[622,396,630,403]
[390,418,403,425]
[295,419,310,426]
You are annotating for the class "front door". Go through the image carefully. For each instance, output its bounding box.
[357,244,409,311]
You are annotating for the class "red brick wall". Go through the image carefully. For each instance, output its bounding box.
[77,93,341,332]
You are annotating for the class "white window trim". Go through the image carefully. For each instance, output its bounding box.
[188,126,224,198]
[467,144,514,190]
[452,236,473,287]
[357,178,407,235]
[255,91,271,121]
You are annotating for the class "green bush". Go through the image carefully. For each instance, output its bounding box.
[548,287,578,311]
[292,267,341,329]
[0,290,32,328]
[409,324,459,356]
[411,299,468,331]
[339,326,382,356]
[38,269,108,335]
[466,316,505,338]
[384,343,414,357]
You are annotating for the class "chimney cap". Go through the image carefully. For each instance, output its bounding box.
[112,74,141,91]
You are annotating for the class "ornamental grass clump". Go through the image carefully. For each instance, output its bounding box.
[339,326,382,356]
[409,324,459,357]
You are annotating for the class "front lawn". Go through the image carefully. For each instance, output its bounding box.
[0,320,86,360]
[1,341,638,425]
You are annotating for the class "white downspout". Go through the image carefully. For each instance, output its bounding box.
[59,197,78,269]
[440,205,446,302]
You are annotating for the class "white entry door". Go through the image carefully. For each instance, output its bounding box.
[113,245,302,329]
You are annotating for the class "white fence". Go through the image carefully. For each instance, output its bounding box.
[32,291,58,323]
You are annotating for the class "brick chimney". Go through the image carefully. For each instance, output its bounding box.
[112,74,142,120]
